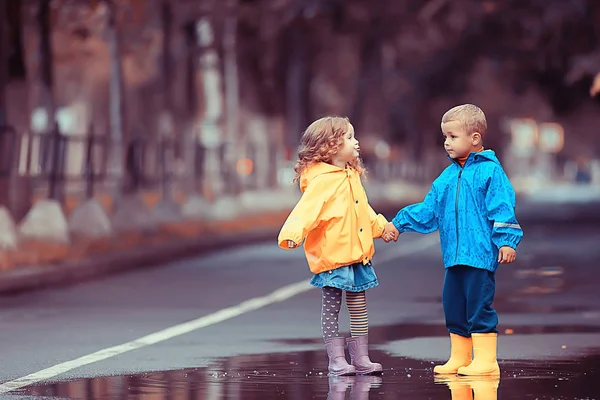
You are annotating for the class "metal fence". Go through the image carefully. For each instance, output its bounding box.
[0,123,290,216]
[0,123,443,220]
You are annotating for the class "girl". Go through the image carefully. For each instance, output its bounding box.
[278,116,397,376]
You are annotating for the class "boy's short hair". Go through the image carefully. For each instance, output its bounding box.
[441,104,487,138]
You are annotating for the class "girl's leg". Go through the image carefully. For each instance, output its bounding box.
[345,291,382,375]
[322,287,355,376]
[346,290,368,337]
[321,286,343,340]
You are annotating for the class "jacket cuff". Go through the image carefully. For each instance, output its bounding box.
[497,238,519,250]
[373,214,388,238]
[391,217,404,233]
[278,229,303,250]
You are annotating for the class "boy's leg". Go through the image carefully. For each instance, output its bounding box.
[345,291,382,375]
[435,266,473,374]
[442,266,470,337]
[465,268,498,334]
[457,268,500,376]
[322,287,355,376]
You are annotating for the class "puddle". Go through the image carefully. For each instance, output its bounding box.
[18,350,600,399]
[273,323,600,349]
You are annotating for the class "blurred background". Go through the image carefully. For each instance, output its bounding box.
[0,0,599,222]
[0,2,599,398]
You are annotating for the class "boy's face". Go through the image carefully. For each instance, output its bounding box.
[335,123,360,163]
[441,120,481,159]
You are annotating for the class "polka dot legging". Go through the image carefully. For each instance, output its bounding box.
[321,286,369,340]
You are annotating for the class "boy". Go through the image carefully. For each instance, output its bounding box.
[385,104,523,376]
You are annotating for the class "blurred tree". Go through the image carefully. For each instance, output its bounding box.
[37,0,55,125]
[103,0,126,200]
[0,2,7,127]
[8,0,600,176]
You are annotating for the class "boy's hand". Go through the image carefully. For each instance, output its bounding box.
[498,246,516,263]
[382,222,400,243]
[287,240,298,248]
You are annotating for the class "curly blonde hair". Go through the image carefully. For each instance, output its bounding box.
[293,116,365,183]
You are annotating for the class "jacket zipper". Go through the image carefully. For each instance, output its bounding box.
[454,168,463,264]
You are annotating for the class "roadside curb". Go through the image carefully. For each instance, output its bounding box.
[0,201,404,295]
[0,227,280,295]
[1,198,598,296]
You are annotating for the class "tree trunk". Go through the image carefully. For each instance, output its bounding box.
[159,0,174,200]
[0,1,9,210]
[105,0,126,203]
[195,16,225,198]
[223,4,240,193]
[0,0,31,220]
[284,17,311,153]
[161,0,173,111]
[0,0,7,126]
[347,0,384,129]
[223,8,239,145]
[36,0,65,203]
[37,0,54,120]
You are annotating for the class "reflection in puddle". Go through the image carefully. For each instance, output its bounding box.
[19,350,600,399]
[435,375,500,400]
[326,376,382,400]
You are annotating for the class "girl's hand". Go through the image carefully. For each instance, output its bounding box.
[287,240,298,248]
[381,232,393,242]
[382,222,400,242]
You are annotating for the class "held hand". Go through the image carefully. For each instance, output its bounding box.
[498,246,516,263]
[382,232,395,242]
[287,240,298,248]
[382,222,400,243]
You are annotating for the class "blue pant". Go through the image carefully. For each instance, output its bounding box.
[442,265,498,337]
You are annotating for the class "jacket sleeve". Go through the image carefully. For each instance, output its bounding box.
[485,166,523,249]
[277,178,329,249]
[391,184,439,234]
[368,204,388,238]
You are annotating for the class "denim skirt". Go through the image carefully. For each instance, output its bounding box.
[310,261,378,292]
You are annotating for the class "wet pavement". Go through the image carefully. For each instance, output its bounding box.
[0,208,599,399]
[20,350,600,399]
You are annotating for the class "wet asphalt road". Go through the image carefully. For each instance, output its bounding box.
[0,210,599,399]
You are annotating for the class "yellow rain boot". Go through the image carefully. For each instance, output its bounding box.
[457,333,500,376]
[434,333,473,374]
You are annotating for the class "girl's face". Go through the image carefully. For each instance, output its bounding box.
[334,123,360,164]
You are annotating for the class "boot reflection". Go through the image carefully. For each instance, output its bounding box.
[327,375,353,400]
[349,375,382,400]
[458,375,500,400]
[434,374,473,400]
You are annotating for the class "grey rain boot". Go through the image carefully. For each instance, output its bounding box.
[325,337,357,376]
[346,335,383,375]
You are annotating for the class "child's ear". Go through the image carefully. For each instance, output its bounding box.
[472,132,482,146]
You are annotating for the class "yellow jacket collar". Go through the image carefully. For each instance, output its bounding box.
[300,162,348,192]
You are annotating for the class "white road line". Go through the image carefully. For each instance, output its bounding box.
[0,235,439,394]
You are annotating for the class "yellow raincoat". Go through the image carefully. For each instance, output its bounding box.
[278,162,388,274]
